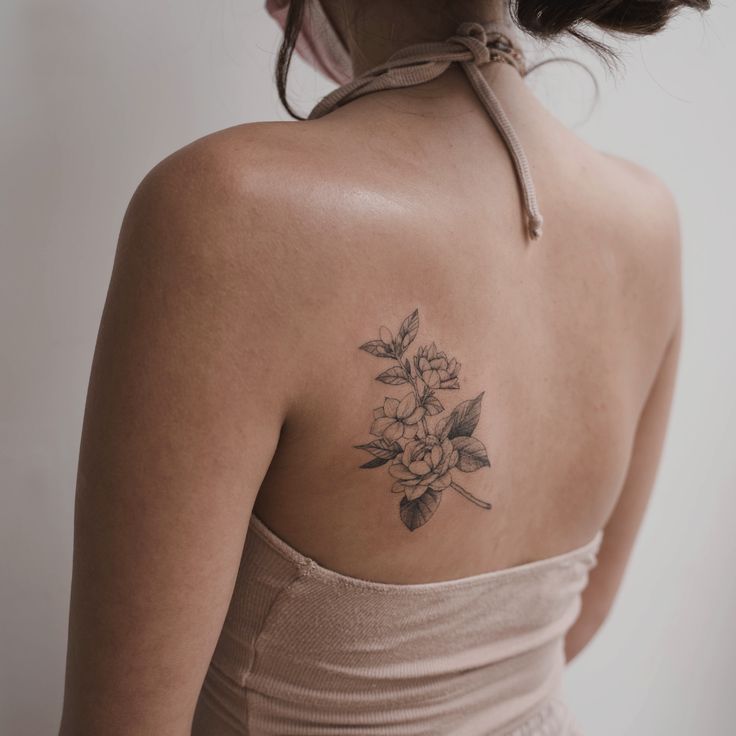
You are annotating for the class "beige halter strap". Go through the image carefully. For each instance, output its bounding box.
[308,21,543,241]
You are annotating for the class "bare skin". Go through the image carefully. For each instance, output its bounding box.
[59,3,682,733]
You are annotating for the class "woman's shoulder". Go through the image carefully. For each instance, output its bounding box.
[129,120,353,255]
[114,121,331,416]
[606,151,681,273]
[126,118,414,295]
[131,120,322,220]
[122,120,337,290]
[593,149,683,364]
[598,150,681,242]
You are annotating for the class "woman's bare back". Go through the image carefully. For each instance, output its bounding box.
[234,60,682,583]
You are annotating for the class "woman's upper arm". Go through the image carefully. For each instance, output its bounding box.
[60,141,296,735]
[565,178,684,662]
[565,313,682,661]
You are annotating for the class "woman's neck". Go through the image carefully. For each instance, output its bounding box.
[320,0,520,78]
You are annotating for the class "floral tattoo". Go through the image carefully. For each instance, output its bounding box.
[355,309,492,531]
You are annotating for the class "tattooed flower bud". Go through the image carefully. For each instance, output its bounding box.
[370,392,426,442]
[388,434,460,501]
[414,342,460,390]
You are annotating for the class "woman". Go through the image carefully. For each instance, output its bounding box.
[59,0,709,734]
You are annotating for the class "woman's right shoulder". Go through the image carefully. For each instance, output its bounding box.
[599,150,682,257]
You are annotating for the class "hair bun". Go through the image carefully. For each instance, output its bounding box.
[513,0,710,48]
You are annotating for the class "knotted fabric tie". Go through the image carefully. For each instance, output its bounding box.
[308,21,544,241]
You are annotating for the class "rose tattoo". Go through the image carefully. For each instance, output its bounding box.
[355,309,492,531]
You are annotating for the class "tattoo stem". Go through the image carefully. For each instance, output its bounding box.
[450,481,492,510]
[396,353,430,438]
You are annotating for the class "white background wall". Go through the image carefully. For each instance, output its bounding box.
[1,2,733,734]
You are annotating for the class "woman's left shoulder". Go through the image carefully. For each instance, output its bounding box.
[131,120,321,221]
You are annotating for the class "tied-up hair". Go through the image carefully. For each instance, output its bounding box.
[514,0,711,52]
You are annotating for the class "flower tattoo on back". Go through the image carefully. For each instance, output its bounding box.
[355,309,493,531]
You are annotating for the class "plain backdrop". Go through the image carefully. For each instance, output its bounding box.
[1,2,734,734]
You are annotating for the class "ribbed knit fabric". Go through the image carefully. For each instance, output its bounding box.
[192,514,603,735]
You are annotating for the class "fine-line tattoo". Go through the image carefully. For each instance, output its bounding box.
[355,308,492,531]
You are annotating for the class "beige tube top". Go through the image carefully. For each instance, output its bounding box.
[192,514,602,735]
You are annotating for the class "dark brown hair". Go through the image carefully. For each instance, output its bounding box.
[275,0,710,119]
[513,0,710,52]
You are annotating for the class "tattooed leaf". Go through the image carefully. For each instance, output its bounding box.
[359,340,395,359]
[376,366,409,385]
[441,392,485,439]
[360,457,390,469]
[423,395,444,416]
[397,309,419,353]
[399,488,442,531]
[404,358,412,377]
[354,439,403,461]
[434,414,453,440]
[451,436,491,472]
